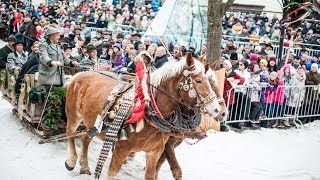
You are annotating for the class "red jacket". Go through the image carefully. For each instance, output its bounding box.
[223,71,245,105]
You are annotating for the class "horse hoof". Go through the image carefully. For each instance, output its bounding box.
[65,161,75,171]
[80,169,91,175]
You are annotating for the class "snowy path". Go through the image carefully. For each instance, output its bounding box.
[1,95,320,180]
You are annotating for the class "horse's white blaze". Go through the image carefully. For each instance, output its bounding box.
[204,79,221,118]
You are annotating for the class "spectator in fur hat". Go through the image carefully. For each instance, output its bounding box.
[230,52,239,70]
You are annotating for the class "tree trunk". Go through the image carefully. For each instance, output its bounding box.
[207,0,234,69]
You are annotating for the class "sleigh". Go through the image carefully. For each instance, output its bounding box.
[0,64,76,138]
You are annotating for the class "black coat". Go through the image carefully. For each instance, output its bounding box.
[154,55,169,69]
[134,41,142,51]
[15,52,39,93]
[0,45,14,70]
[125,58,136,73]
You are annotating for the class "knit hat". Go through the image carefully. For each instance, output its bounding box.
[277,70,284,76]
[282,64,291,70]
[269,56,276,62]
[222,54,230,60]
[270,71,278,78]
[260,59,268,67]
[113,43,122,50]
[230,52,238,60]
[250,54,259,61]
[311,63,318,69]
[224,60,232,69]
[45,25,61,36]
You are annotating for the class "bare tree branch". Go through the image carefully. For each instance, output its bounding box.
[221,0,235,16]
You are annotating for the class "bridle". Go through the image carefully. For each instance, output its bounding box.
[208,78,225,106]
[153,66,218,114]
[177,69,217,113]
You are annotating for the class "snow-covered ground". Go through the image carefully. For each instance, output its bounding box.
[1,94,320,180]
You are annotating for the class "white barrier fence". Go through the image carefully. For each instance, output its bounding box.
[224,85,320,128]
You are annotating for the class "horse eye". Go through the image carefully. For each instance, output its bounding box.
[195,80,202,83]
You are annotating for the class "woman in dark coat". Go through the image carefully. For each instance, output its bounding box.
[15,41,40,93]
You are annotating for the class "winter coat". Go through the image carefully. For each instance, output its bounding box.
[274,80,285,105]
[287,73,306,107]
[151,0,160,11]
[284,76,292,98]
[265,80,278,104]
[305,71,320,85]
[7,51,28,72]
[38,38,70,86]
[125,58,136,73]
[223,70,245,105]
[248,78,261,102]
[305,71,320,104]
[154,55,169,69]
[259,70,269,102]
[79,57,108,70]
[111,54,126,72]
[0,45,14,70]
[235,69,251,94]
[15,52,40,93]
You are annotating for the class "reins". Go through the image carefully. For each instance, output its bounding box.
[147,82,197,111]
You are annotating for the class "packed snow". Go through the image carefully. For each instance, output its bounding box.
[1,93,320,180]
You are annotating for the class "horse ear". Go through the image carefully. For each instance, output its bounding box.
[210,61,220,71]
[186,52,194,68]
[205,63,210,73]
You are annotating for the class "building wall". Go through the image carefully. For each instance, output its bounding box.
[31,0,46,6]
[233,0,283,16]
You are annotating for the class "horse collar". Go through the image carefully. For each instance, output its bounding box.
[147,105,201,133]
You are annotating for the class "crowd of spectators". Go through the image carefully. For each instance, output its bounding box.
[0,0,162,42]
[221,12,320,50]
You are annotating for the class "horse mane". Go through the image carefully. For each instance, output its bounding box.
[150,58,205,87]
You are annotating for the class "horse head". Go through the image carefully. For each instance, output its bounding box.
[205,64,228,122]
[150,52,221,119]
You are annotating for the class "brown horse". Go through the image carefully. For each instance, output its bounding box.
[64,53,222,180]
[155,67,228,180]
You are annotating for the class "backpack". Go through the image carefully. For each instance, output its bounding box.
[28,86,47,103]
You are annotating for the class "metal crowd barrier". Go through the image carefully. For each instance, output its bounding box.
[223,85,320,129]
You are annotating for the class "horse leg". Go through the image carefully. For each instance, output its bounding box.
[145,148,166,180]
[164,138,183,180]
[107,141,131,179]
[79,135,93,175]
[155,150,167,179]
[65,117,82,171]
